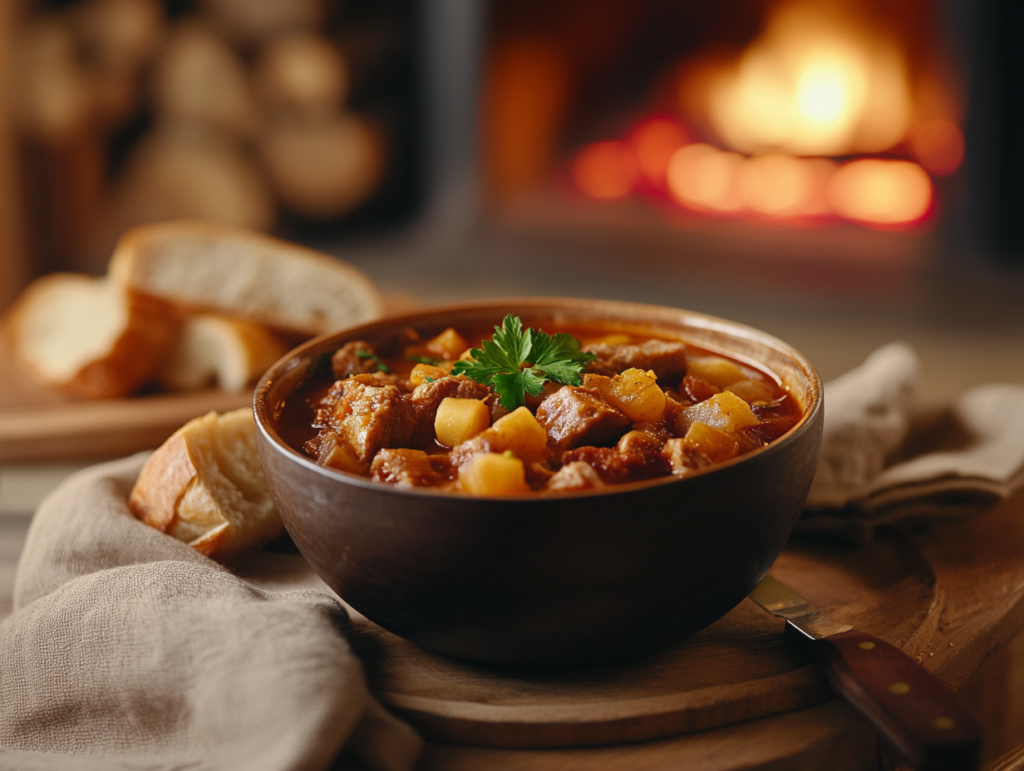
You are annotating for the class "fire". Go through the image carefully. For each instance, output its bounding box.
[738,154,823,217]
[704,1,911,157]
[666,144,742,211]
[629,118,689,187]
[828,159,932,224]
[568,0,960,231]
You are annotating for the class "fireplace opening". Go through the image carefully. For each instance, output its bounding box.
[480,0,969,273]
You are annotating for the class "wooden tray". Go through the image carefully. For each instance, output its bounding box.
[343,534,939,749]
[0,342,253,463]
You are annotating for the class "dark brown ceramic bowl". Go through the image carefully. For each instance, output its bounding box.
[254,298,823,667]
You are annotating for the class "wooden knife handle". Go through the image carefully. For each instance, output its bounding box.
[785,623,982,771]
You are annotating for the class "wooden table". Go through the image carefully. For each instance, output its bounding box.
[5,476,1023,770]
[358,490,1024,771]
[2,335,1024,770]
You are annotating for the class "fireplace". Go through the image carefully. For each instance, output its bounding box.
[417,0,1024,279]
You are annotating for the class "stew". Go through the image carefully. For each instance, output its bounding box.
[278,317,802,495]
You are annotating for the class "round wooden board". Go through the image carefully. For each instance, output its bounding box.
[343,534,940,749]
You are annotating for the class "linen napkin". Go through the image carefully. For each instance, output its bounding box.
[799,342,1024,542]
[1,454,422,771]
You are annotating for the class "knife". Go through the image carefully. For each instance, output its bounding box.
[749,574,982,771]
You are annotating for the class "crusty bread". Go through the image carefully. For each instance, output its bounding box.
[109,220,384,336]
[1,272,173,398]
[157,314,287,392]
[130,408,282,560]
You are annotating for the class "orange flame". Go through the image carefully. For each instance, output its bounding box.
[698,1,911,157]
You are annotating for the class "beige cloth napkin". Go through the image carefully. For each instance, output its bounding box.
[1,454,422,771]
[800,342,1024,542]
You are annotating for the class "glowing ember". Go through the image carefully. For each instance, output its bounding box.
[667,144,743,211]
[629,118,689,186]
[572,141,638,199]
[563,0,955,231]
[738,154,816,217]
[828,159,932,224]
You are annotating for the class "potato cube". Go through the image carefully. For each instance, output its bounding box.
[435,397,491,447]
[485,406,549,458]
[459,453,530,495]
[686,357,749,389]
[598,368,666,422]
[682,391,760,435]
[410,363,448,387]
[683,422,739,463]
[426,327,470,360]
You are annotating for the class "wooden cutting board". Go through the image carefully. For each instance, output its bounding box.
[344,534,939,749]
[0,342,253,463]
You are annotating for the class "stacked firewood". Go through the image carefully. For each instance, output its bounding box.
[10,0,384,272]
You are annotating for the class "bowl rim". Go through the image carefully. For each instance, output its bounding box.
[253,296,824,501]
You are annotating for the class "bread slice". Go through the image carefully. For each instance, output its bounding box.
[157,314,287,392]
[1,272,173,398]
[129,408,283,561]
[109,220,384,336]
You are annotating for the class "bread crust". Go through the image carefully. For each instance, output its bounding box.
[129,433,197,532]
[109,219,384,336]
[129,409,283,561]
[2,273,174,399]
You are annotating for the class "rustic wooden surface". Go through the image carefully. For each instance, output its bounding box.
[1,343,1022,768]
[0,339,254,463]
[347,535,937,749]
[0,483,1022,768]
[410,490,1024,770]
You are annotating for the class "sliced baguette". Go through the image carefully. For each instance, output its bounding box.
[157,314,287,392]
[109,219,384,336]
[129,408,282,561]
[1,272,173,398]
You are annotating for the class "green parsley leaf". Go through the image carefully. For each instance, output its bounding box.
[451,315,595,410]
[356,348,391,373]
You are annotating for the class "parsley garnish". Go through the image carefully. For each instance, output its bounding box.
[356,348,391,373]
[451,315,595,410]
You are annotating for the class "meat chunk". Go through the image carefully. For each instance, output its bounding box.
[545,461,605,491]
[407,375,493,446]
[616,430,671,479]
[559,432,669,484]
[536,386,630,451]
[371,449,450,488]
[332,341,389,379]
[560,446,629,485]
[408,375,492,420]
[662,437,715,476]
[584,340,688,385]
[448,434,498,468]
[312,377,416,470]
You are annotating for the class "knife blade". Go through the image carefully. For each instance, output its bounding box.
[750,574,982,771]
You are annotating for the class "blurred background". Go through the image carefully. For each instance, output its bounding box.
[1,0,1023,397]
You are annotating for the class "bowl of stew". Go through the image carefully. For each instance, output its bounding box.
[254,298,823,667]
